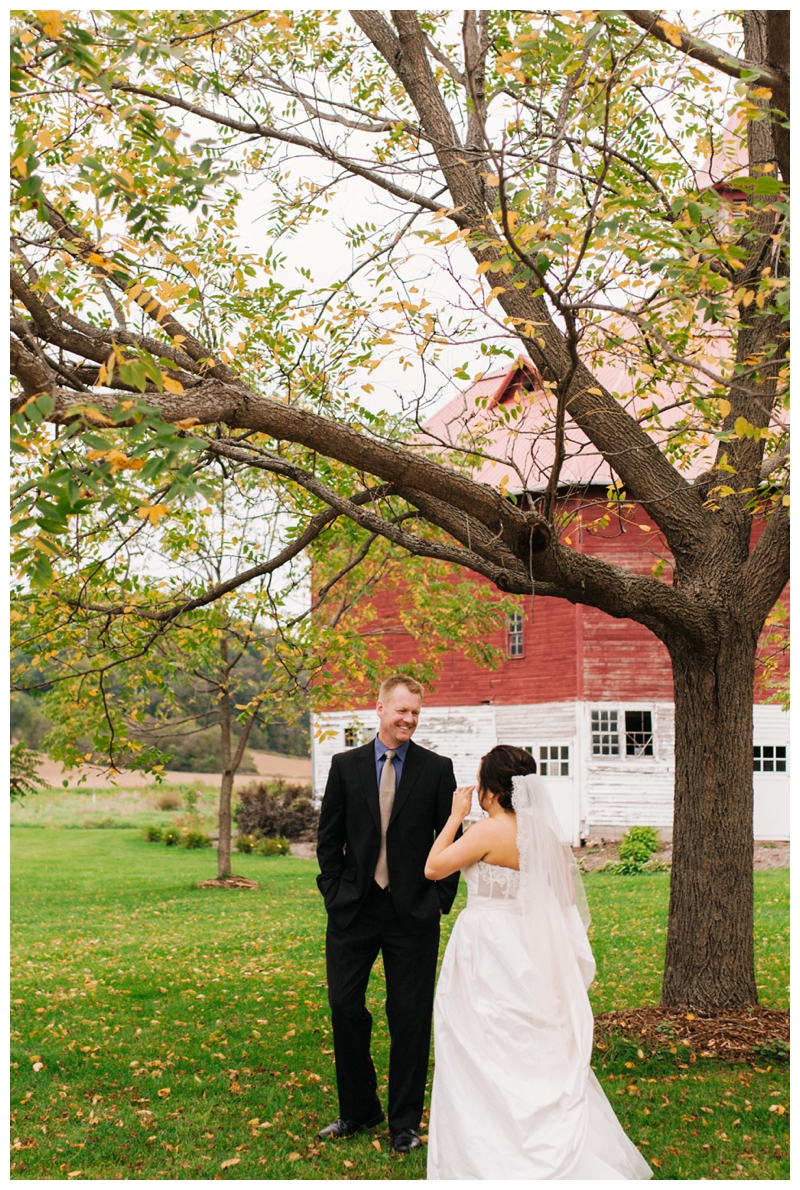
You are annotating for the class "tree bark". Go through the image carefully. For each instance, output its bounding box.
[217,640,234,880]
[661,626,759,1007]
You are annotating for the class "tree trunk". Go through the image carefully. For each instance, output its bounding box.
[661,626,759,1008]
[217,651,234,880]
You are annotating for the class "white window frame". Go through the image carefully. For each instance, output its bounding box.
[589,705,657,761]
[538,743,570,777]
[753,744,788,775]
[507,609,525,658]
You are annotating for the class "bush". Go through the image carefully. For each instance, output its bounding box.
[603,825,661,875]
[155,792,181,812]
[181,830,212,850]
[162,827,180,846]
[144,825,163,842]
[234,779,318,841]
[235,833,257,854]
[257,835,291,857]
[619,825,660,865]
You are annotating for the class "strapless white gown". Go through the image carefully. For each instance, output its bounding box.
[427,861,652,1180]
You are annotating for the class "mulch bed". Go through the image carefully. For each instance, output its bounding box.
[594,1006,789,1060]
[197,875,260,890]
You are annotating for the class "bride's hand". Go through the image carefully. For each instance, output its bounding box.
[451,786,475,821]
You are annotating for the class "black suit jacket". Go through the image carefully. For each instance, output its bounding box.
[316,737,459,931]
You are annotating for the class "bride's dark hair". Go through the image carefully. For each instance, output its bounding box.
[479,745,537,811]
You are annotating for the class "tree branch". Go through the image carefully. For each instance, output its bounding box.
[621,11,788,90]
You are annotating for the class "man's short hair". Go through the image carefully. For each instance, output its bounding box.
[378,673,425,702]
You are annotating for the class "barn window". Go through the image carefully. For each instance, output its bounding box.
[507,610,524,658]
[625,710,654,756]
[591,710,619,756]
[754,745,787,773]
[344,725,361,747]
[540,745,570,777]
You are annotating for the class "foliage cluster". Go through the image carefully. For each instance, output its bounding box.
[234,780,318,843]
[235,833,291,857]
[145,823,213,849]
[604,827,662,875]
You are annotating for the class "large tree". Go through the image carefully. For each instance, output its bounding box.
[11,10,788,1007]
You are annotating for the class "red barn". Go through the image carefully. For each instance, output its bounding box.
[312,361,789,843]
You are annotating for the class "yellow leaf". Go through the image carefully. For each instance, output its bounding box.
[12,156,28,177]
[587,387,604,396]
[163,376,184,395]
[769,1104,785,1115]
[36,128,54,150]
[87,252,107,267]
[127,282,144,301]
[174,416,199,429]
[38,10,65,37]
[485,174,500,186]
[220,1157,241,1169]
[685,1013,696,1021]
[137,504,169,525]
[476,261,492,275]
[286,1152,301,1162]
[717,399,731,418]
[741,290,755,308]
[371,1139,381,1151]
[157,1087,171,1098]
[734,416,751,438]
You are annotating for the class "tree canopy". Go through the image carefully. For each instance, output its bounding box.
[10,9,790,1007]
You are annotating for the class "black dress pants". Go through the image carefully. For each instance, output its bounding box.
[325,882,440,1133]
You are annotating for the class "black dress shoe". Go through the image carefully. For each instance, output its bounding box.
[391,1128,422,1154]
[318,1112,384,1140]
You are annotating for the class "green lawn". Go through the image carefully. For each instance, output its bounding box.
[11,828,788,1180]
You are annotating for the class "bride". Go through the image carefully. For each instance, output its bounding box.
[424,745,652,1180]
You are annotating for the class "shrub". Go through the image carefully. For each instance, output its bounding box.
[143,825,163,842]
[234,779,318,841]
[181,829,212,850]
[155,792,181,812]
[162,827,180,846]
[235,834,257,854]
[601,826,661,874]
[619,825,660,865]
[183,788,200,814]
[257,835,291,857]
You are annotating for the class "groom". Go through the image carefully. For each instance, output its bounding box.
[316,674,459,1153]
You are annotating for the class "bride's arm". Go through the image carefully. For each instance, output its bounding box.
[425,786,494,880]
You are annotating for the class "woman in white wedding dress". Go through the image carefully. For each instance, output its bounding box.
[424,745,652,1180]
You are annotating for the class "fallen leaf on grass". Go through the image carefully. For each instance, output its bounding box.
[157,1087,171,1098]
[67,1172,83,1179]
[220,1157,240,1169]
[769,1104,785,1115]
[287,1152,301,1162]
[342,1159,354,1168]
[371,1140,381,1151]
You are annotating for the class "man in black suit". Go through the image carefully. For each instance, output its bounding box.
[316,674,459,1154]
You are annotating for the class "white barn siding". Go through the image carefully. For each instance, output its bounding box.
[311,698,789,841]
[583,701,675,834]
